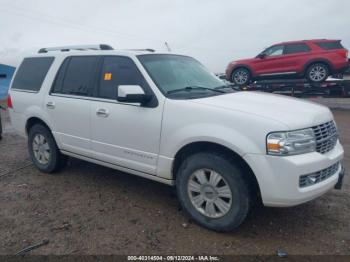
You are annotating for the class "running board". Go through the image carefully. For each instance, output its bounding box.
[60,150,175,186]
[259,72,297,77]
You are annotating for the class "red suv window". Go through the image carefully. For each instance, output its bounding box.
[284,43,310,54]
[316,41,344,50]
[262,45,284,57]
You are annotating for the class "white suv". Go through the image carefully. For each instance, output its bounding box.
[9,45,345,231]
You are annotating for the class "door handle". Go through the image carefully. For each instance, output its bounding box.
[96,108,109,118]
[46,101,55,109]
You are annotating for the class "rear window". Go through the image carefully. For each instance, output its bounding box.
[284,43,311,54]
[11,57,54,91]
[316,41,344,50]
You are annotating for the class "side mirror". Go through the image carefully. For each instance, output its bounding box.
[257,53,266,59]
[117,85,152,105]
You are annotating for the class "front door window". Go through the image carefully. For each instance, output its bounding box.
[262,45,284,57]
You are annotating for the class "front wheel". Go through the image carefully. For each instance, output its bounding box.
[306,63,329,83]
[176,152,251,232]
[231,68,251,86]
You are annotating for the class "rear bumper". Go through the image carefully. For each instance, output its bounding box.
[244,141,344,207]
[332,60,349,74]
[336,66,349,74]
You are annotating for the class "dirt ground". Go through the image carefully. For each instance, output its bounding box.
[0,108,349,255]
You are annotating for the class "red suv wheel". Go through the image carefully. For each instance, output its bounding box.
[306,63,329,83]
[231,68,251,86]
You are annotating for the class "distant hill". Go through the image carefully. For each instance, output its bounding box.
[0,64,16,100]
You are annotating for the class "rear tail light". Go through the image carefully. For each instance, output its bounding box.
[7,95,13,109]
[337,49,348,59]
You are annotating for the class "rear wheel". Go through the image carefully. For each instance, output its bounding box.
[176,152,252,232]
[231,68,251,86]
[28,124,67,173]
[306,63,329,83]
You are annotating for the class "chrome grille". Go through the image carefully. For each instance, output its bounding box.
[299,162,340,188]
[312,121,338,154]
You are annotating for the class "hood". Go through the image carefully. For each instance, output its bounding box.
[191,92,333,130]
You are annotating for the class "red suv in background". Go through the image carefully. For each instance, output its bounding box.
[226,39,349,86]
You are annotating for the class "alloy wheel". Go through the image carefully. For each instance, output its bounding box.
[309,65,327,82]
[233,69,249,85]
[32,134,51,165]
[187,169,233,218]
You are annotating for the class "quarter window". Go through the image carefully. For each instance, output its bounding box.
[97,56,146,99]
[284,44,311,54]
[11,57,54,91]
[316,41,344,50]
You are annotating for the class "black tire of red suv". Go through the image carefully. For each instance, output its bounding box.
[176,152,252,232]
[231,68,251,86]
[28,124,68,173]
[306,63,329,83]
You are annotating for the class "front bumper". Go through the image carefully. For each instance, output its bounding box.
[244,141,344,207]
[335,166,346,190]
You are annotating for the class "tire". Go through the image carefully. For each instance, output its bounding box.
[176,152,252,232]
[306,63,329,83]
[231,68,251,86]
[28,124,67,173]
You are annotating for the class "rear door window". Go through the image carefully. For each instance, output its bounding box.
[53,56,98,96]
[316,41,344,50]
[51,58,69,94]
[97,56,147,99]
[11,57,54,91]
[284,43,311,54]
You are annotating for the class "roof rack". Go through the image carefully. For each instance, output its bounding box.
[125,49,155,53]
[38,44,114,53]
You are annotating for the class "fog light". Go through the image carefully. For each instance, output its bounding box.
[300,162,340,188]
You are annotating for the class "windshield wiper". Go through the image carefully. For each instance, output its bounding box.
[167,86,225,95]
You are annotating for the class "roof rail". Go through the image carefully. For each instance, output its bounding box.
[38,44,114,53]
[125,49,155,53]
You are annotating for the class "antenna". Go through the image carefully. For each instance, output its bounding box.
[165,42,171,52]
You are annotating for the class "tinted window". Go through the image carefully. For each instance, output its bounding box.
[97,56,146,99]
[284,43,310,54]
[11,57,54,91]
[316,41,344,50]
[57,56,98,96]
[262,45,284,57]
[51,58,69,93]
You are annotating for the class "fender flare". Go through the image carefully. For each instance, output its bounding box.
[303,58,334,75]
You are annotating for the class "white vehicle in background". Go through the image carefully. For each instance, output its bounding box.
[8,44,345,231]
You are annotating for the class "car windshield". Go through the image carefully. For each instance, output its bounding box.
[137,54,233,99]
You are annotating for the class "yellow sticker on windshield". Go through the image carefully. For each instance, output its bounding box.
[104,73,112,81]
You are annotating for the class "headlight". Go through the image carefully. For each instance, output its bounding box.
[267,128,316,156]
